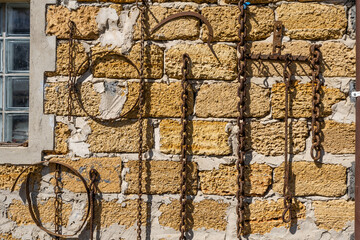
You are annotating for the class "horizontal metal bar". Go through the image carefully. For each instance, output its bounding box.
[246,53,309,62]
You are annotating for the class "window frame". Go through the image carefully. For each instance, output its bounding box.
[0,0,56,164]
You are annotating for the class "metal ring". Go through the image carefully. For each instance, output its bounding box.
[25,160,91,238]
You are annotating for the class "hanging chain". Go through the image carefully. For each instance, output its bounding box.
[137,1,147,239]
[54,163,62,239]
[236,0,247,238]
[310,45,322,161]
[282,55,293,223]
[89,169,99,240]
[68,21,77,121]
[179,53,191,240]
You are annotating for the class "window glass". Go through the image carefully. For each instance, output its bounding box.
[4,113,28,143]
[6,40,30,73]
[6,77,29,110]
[7,4,30,36]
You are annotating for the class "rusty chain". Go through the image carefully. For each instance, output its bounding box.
[89,169,100,240]
[179,53,191,240]
[54,163,62,239]
[310,45,322,161]
[282,55,293,223]
[67,21,77,121]
[236,0,247,238]
[136,0,147,239]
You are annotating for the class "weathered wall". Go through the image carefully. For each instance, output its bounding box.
[0,0,356,239]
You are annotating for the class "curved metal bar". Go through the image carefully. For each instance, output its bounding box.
[150,12,219,61]
[72,51,141,123]
[24,160,91,238]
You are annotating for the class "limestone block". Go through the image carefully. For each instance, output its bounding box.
[273,162,347,197]
[160,120,231,156]
[47,42,88,77]
[202,6,274,41]
[199,163,272,196]
[9,199,72,225]
[44,82,101,117]
[49,157,122,193]
[165,44,237,80]
[159,199,229,231]
[46,6,100,39]
[248,121,308,156]
[244,199,306,234]
[195,82,270,118]
[124,160,197,194]
[323,120,355,154]
[277,3,347,40]
[54,122,71,154]
[87,119,153,153]
[313,200,354,231]
[134,6,199,40]
[0,165,41,191]
[91,43,164,79]
[271,81,346,118]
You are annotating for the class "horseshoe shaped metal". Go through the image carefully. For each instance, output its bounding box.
[150,12,219,61]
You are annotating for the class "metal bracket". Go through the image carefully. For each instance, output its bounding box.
[273,21,283,55]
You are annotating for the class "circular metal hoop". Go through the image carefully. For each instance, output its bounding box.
[71,51,142,122]
[25,160,91,238]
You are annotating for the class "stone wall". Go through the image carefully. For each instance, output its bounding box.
[0,0,356,239]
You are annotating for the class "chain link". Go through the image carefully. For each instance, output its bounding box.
[68,21,77,121]
[137,1,147,239]
[236,0,247,238]
[179,53,191,240]
[282,55,293,223]
[310,45,322,161]
[54,163,62,239]
[89,169,99,240]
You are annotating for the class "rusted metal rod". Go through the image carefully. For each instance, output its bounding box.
[246,53,309,62]
[355,0,360,239]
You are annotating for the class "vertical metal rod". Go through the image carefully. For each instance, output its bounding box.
[355,0,360,239]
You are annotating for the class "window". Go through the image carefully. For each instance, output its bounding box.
[0,0,55,164]
[0,3,30,144]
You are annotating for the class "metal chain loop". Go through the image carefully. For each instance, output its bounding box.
[282,55,293,223]
[54,163,62,239]
[310,45,322,161]
[236,0,247,238]
[179,53,191,240]
[67,21,77,121]
[137,1,147,239]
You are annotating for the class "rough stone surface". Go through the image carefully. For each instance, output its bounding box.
[160,120,231,156]
[165,44,237,80]
[0,166,41,191]
[87,119,153,153]
[9,199,72,225]
[46,6,99,39]
[271,81,346,118]
[202,6,274,41]
[47,42,88,77]
[79,0,133,3]
[133,6,199,40]
[273,162,347,197]
[92,43,164,79]
[244,199,306,234]
[153,0,215,3]
[199,163,272,196]
[54,122,71,154]
[322,120,355,154]
[122,82,194,118]
[313,200,355,231]
[124,160,197,195]
[50,157,122,193]
[195,82,270,118]
[248,121,308,156]
[44,82,101,117]
[277,3,347,40]
[158,199,229,231]
[95,200,147,228]
[321,41,356,77]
